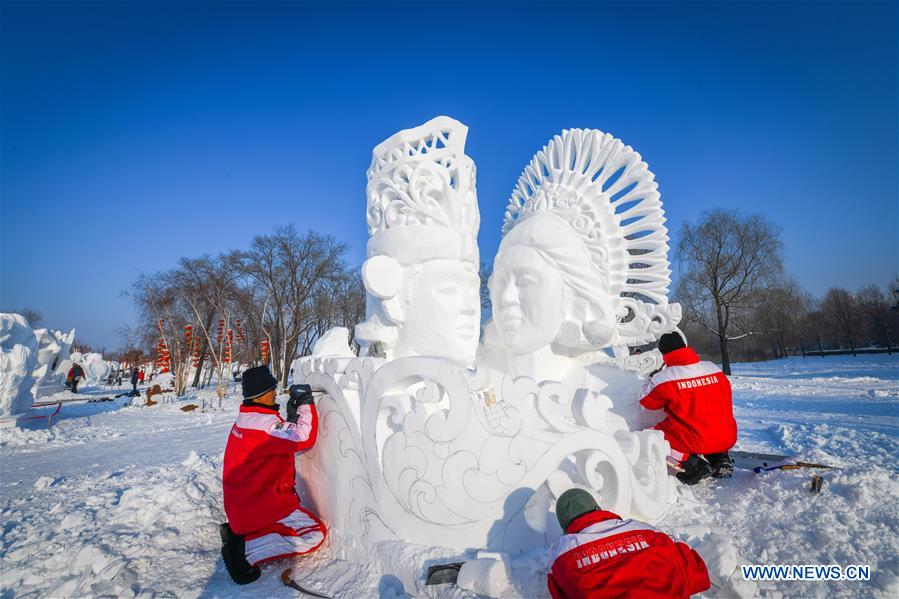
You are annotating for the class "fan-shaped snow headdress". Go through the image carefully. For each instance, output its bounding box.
[502,128,680,347]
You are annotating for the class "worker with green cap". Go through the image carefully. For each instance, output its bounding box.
[547,489,710,598]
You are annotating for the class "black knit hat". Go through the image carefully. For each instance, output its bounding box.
[241,365,277,400]
[657,331,687,355]
[556,489,600,532]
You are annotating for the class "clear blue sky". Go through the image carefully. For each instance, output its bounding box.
[2,1,896,349]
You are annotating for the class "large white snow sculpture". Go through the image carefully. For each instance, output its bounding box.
[0,314,40,416]
[296,119,679,556]
[354,116,481,366]
[32,328,75,398]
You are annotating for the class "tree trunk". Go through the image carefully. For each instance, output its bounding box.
[192,348,207,388]
[715,301,732,375]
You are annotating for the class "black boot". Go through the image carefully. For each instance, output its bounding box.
[220,523,261,585]
[705,452,734,479]
[676,455,713,485]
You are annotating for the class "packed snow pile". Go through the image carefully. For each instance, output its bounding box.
[0,354,896,597]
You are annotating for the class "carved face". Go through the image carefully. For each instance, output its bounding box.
[491,245,564,354]
[399,259,480,364]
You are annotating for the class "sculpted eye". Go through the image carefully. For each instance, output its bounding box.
[519,274,538,287]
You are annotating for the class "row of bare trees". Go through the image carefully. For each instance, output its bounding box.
[123,225,365,397]
[675,209,898,373]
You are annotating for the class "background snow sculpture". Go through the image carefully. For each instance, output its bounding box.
[354,116,481,366]
[31,328,75,398]
[0,313,40,415]
[297,119,678,557]
[80,352,111,382]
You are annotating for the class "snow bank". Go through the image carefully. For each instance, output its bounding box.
[1,450,225,597]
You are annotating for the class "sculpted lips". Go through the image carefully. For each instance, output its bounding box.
[500,309,524,330]
[456,319,476,338]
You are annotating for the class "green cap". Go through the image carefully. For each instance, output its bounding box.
[556,489,599,531]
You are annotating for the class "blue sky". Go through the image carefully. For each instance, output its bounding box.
[2,1,896,349]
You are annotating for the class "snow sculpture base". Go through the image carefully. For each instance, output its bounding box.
[295,355,674,554]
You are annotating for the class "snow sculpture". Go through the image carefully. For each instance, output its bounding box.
[0,314,39,415]
[32,328,75,398]
[80,352,111,382]
[297,119,678,557]
[354,116,481,366]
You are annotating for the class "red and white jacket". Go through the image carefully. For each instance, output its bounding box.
[548,510,710,599]
[222,402,318,534]
[640,347,737,455]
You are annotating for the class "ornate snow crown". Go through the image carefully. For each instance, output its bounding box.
[366,116,479,265]
[502,128,680,346]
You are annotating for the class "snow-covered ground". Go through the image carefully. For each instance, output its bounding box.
[1,356,897,598]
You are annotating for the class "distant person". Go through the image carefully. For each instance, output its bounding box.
[138,369,145,384]
[130,369,139,395]
[67,363,86,393]
[220,366,325,584]
[640,332,737,484]
[547,489,710,598]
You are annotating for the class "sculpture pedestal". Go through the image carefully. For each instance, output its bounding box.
[295,355,674,555]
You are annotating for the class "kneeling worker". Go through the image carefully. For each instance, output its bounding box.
[640,332,737,484]
[220,365,326,584]
[548,489,710,598]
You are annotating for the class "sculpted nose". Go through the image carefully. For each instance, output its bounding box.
[500,280,518,305]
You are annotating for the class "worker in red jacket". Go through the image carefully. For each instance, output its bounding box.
[67,363,86,393]
[548,489,710,599]
[640,332,737,484]
[220,365,326,585]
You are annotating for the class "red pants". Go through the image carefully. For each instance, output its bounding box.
[244,507,326,565]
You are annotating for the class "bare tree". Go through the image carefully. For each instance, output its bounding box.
[130,273,194,395]
[676,210,783,374]
[753,280,808,358]
[297,269,365,355]
[795,297,826,356]
[6,307,44,326]
[479,262,493,313]
[821,288,860,355]
[856,284,896,353]
[240,225,349,390]
[173,253,244,401]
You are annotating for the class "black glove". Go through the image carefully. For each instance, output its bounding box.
[286,384,314,423]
